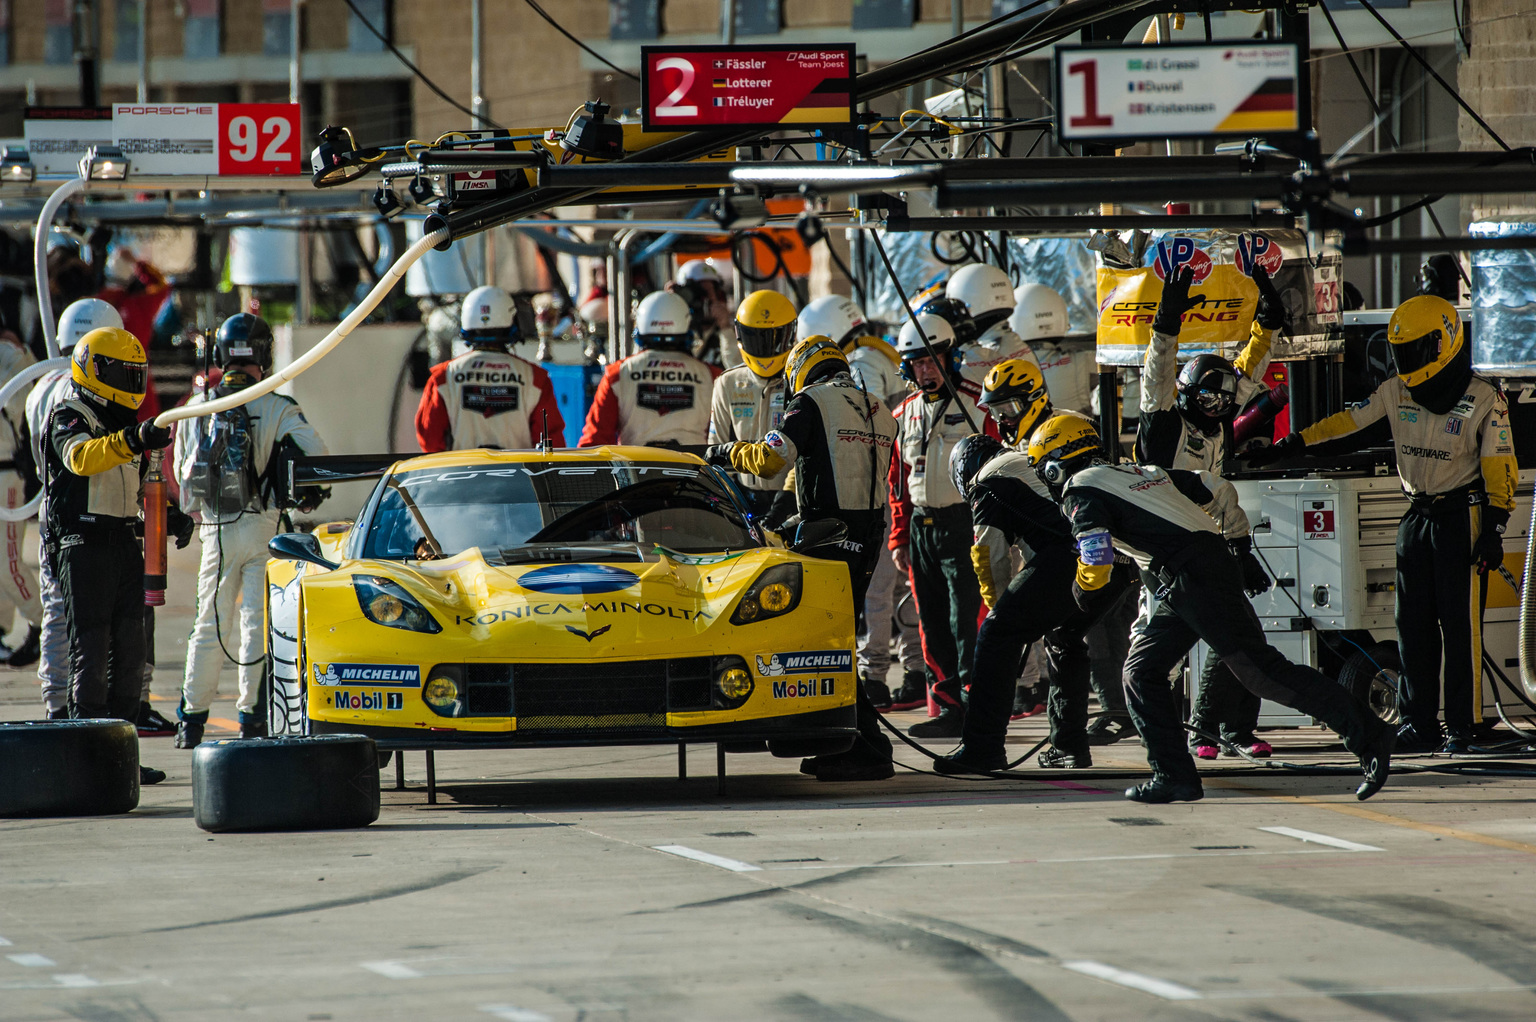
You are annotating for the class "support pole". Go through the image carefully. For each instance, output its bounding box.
[716,743,726,795]
[425,749,437,805]
[135,0,148,103]
[677,742,687,781]
[394,751,405,791]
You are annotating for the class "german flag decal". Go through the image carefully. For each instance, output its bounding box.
[1216,77,1298,133]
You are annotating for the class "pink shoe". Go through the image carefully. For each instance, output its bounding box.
[1010,702,1046,721]
[1194,744,1219,760]
[1242,740,1273,758]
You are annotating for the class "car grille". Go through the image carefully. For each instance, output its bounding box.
[451,657,715,724]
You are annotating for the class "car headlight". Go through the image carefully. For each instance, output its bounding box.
[713,656,754,709]
[423,665,462,717]
[355,575,441,633]
[730,563,802,625]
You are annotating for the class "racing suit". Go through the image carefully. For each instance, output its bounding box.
[1031,338,1097,417]
[723,370,899,769]
[1138,317,1276,748]
[1299,373,1517,738]
[960,320,1039,388]
[708,365,790,516]
[843,337,922,686]
[416,346,564,452]
[581,348,719,448]
[889,379,997,713]
[966,451,1134,758]
[0,339,42,634]
[1062,462,1380,789]
[27,367,74,715]
[43,393,151,720]
[175,388,328,726]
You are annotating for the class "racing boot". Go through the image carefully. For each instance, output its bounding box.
[1037,746,1091,769]
[140,765,167,785]
[1192,742,1220,761]
[861,674,893,711]
[933,743,1008,776]
[239,712,268,740]
[1439,727,1477,755]
[1011,682,1045,720]
[1086,715,1138,746]
[1224,733,1273,759]
[46,706,69,721]
[1124,776,1204,804]
[1356,720,1395,801]
[1394,720,1442,755]
[5,624,39,667]
[889,670,927,711]
[176,715,206,750]
[137,702,176,737]
[909,706,964,738]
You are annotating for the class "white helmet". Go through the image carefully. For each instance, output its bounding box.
[894,313,957,360]
[1009,283,1070,342]
[634,291,692,351]
[947,263,1015,318]
[675,259,724,287]
[57,299,124,350]
[460,285,519,346]
[796,295,867,347]
[579,296,609,327]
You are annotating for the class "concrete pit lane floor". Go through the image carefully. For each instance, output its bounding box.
[4,535,1536,1020]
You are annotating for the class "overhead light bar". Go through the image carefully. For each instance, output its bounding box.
[80,144,129,181]
[729,163,944,192]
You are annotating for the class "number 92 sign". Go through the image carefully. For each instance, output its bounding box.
[112,102,301,176]
[219,103,299,175]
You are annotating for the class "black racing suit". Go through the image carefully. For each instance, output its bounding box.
[964,452,1134,757]
[43,392,149,720]
[727,371,899,761]
[1063,462,1379,787]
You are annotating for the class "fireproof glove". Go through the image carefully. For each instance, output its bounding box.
[1230,536,1272,596]
[1472,508,1509,575]
[1152,264,1205,336]
[1242,432,1304,468]
[166,504,195,549]
[1253,266,1288,331]
[122,420,172,454]
[703,443,738,467]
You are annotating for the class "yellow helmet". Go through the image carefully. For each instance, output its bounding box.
[1388,294,1464,388]
[734,289,798,379]
[784,335,849,396]
[72,327,148,410]
[1026,412,1101,491]
[980,359,1050,446]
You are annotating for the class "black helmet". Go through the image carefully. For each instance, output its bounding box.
[915,296,977,345]
[213,313,274,371]
[1175,354,1239,431]
[948,432,1008,500]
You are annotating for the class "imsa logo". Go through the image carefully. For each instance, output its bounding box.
[330,690,404,711]
[772,678,836,699]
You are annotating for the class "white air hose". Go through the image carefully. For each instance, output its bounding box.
[0,359,70,522]
[35,178,86,361]
[1519,496,1536,698]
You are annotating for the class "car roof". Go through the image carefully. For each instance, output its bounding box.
[387,446,705,474]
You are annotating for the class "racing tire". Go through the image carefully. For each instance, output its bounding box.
[768,734,857,759]
[1337,641,1403,726]
[0,719,140,817]
[192,734,380,832]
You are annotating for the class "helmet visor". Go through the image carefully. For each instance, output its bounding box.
[92,354,146,397]
[989,396,1030,421]
[1192,380,1236,417]
[736,321,795,358]
[1390,329,1442,379]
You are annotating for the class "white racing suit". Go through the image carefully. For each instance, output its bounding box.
[28,367,73,714]
[174,389,326,722]
[708,365,790,514]
[960,320,1038,388]
[0,339,42,630]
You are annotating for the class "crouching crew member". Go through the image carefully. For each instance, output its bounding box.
[936,428,1135,775]
[1252,295,1518,755]
[707,336,899,782]
[1032,414,1395,803]
[582,291,720,447]
[43,327,170,785]
[416,285,564,451]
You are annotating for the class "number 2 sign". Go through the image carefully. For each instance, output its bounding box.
[218,104,300,175]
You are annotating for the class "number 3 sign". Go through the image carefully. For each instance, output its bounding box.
[219,104,300,175]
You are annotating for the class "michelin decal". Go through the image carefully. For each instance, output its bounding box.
[313,663,421,686]
[755,650,853,676]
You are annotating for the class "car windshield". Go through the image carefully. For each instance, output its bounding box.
[360,461,759,560]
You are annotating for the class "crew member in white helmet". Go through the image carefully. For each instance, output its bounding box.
[580,290,720,447]
[1011,283,1094,415]
[415,285,565,452]
[669,259,737,369]
[796,294,922,708]
[945,263,1039,387]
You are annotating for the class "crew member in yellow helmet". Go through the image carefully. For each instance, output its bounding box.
[978,358,1051,449]
[1250,293,1517,755]
[42,326,172,786]
[707,289,798,521]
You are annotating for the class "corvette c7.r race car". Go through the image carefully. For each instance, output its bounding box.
[264,446,858,761]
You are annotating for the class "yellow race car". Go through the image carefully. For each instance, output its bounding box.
[264,446,857,760]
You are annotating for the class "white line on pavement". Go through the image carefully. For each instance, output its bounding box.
[652,845,762,872]
[1259,826,1384,852]
[360,960,424,980]
[6,953,56,968]
[52,974,98,988]
[480,1005,553,1022]
[760,847,1347,871]
[1062,960,1203,1001]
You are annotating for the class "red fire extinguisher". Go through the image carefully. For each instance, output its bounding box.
[143,449,167,606]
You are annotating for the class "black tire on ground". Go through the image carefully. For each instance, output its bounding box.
[768,734,857,758]
[192,734,380,832]
[0,719,140,817]
[1338,641,1403,726]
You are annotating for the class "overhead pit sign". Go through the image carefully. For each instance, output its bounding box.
[641,44,854,131]
[1055,43,1299,144]
[22,103,301,177]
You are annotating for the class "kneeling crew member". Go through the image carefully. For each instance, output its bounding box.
[936,428,1135,775]
[582,291,720,447]
[1253,295,1517,754]
[707,336,899,782]
[416,285,564,451]
[43,327,170,785]
[1033,414,1394,803]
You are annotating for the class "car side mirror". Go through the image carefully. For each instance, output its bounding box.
[269,532,338,570]
[790,518,848,557]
